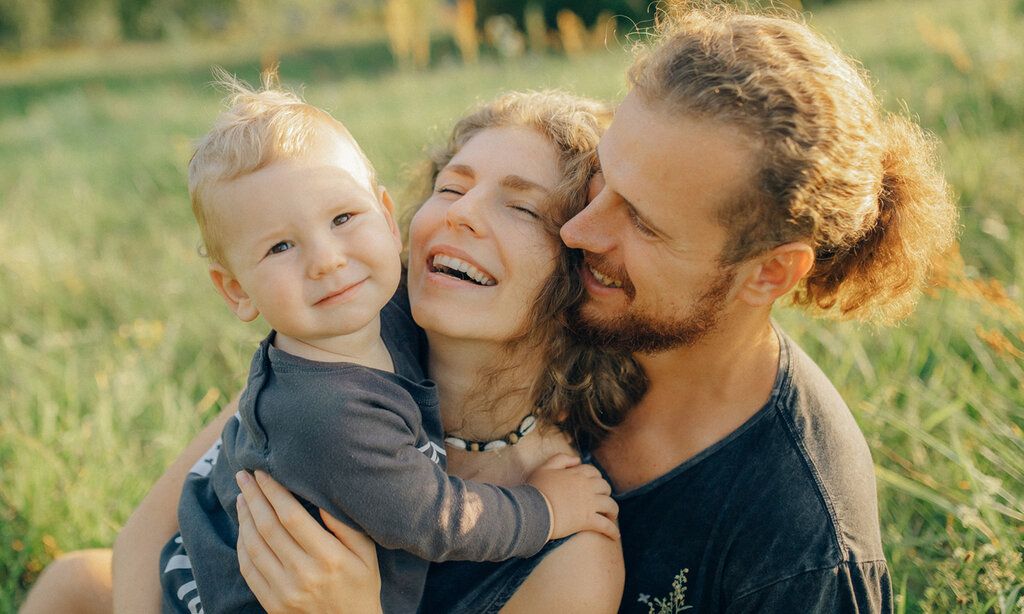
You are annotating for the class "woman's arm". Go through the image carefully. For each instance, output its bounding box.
[111,399,237,614]
[500,531,624,613]
[235,469,623,614]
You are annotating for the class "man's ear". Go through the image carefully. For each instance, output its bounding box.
[379,187,403,249]
[209,263,259,322]
[735,242,815,307]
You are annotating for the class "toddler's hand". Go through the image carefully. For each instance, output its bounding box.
[526,453,619,541]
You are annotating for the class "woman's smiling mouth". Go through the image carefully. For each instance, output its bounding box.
[429,253,497,286]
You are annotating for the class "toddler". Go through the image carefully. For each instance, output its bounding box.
[158,72,613,614]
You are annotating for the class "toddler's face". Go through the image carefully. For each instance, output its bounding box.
[209,128,402,342]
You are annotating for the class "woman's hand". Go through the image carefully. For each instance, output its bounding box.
[235,470,383,614]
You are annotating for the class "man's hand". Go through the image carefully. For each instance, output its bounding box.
[526,453,620,541]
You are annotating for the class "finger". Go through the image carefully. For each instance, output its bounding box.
[320,509,379,569]
[251,470,348,566]
[539,453,582,471]
[237,471,308,569]
[594,495,619,521]
[237,493,288,581]
[589,476,613,496]
[237,504,282,612]
[588,513,621,541]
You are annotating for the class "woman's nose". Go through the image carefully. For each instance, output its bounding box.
[444,188,487,235]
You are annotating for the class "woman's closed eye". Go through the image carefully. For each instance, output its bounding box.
[435,185,465,196]
[508,202,540,219]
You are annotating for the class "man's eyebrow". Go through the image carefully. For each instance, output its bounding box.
[500,174,550,194]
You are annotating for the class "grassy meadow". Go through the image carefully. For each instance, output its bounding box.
[2,0,1023,611]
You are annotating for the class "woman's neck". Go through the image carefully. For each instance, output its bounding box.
[426,332,542,440]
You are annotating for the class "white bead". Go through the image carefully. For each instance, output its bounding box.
[445,437,467,448]
[483,440,509,451]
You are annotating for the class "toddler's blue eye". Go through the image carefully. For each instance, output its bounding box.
[333,213,352,226]
[268,241,292,255]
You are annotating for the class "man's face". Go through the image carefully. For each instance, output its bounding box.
[559,91,761,353]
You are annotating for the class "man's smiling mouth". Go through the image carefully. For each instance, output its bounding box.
[589,265,623,288]
[431,254,497,286]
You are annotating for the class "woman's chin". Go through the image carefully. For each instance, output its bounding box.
[410,300,517,345]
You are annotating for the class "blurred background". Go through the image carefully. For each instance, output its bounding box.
[1,0,1022,612]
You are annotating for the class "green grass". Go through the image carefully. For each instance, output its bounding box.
[2,0,1022,612]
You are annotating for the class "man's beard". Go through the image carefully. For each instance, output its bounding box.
[573,258,735,354]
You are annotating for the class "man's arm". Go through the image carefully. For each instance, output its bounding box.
[111,399,237,614]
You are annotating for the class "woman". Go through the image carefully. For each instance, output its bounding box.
[22,90,644,613]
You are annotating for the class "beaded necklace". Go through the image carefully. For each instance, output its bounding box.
[444,413,538,452]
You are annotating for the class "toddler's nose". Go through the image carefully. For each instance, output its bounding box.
[307,242,347,278]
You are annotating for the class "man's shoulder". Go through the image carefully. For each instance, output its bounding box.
[772,329,885,564]
[615,328,889,611]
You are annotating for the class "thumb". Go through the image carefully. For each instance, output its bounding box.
[538,453,582,471]
[320,509,378,564]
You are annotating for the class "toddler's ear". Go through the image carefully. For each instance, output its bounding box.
[379,187,402,248]
[209,264,259,322]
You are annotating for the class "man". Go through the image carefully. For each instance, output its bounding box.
[559,7,956,612]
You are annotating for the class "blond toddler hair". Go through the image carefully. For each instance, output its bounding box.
[188,68,379,265]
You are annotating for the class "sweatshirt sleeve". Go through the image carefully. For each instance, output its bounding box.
[257,370,551,563]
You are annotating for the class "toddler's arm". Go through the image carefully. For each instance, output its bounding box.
[259,385,614,562]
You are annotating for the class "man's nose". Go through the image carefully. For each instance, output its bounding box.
[560,187,615,252]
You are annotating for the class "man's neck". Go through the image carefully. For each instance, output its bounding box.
[596,314,781,492]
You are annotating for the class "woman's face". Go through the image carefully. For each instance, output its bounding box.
[407,126,563,343]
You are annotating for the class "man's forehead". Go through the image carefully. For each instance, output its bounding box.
[600,92,760,218]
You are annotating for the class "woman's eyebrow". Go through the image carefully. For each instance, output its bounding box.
[442,164,475,179]
[501,174,549,194]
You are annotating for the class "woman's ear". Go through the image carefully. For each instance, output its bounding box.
[735,242,815,307]
[379,187,403,249]
[209,263,259,322]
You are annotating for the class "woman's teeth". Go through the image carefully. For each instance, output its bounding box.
[432,254,496,286]
[590,266,622,288]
